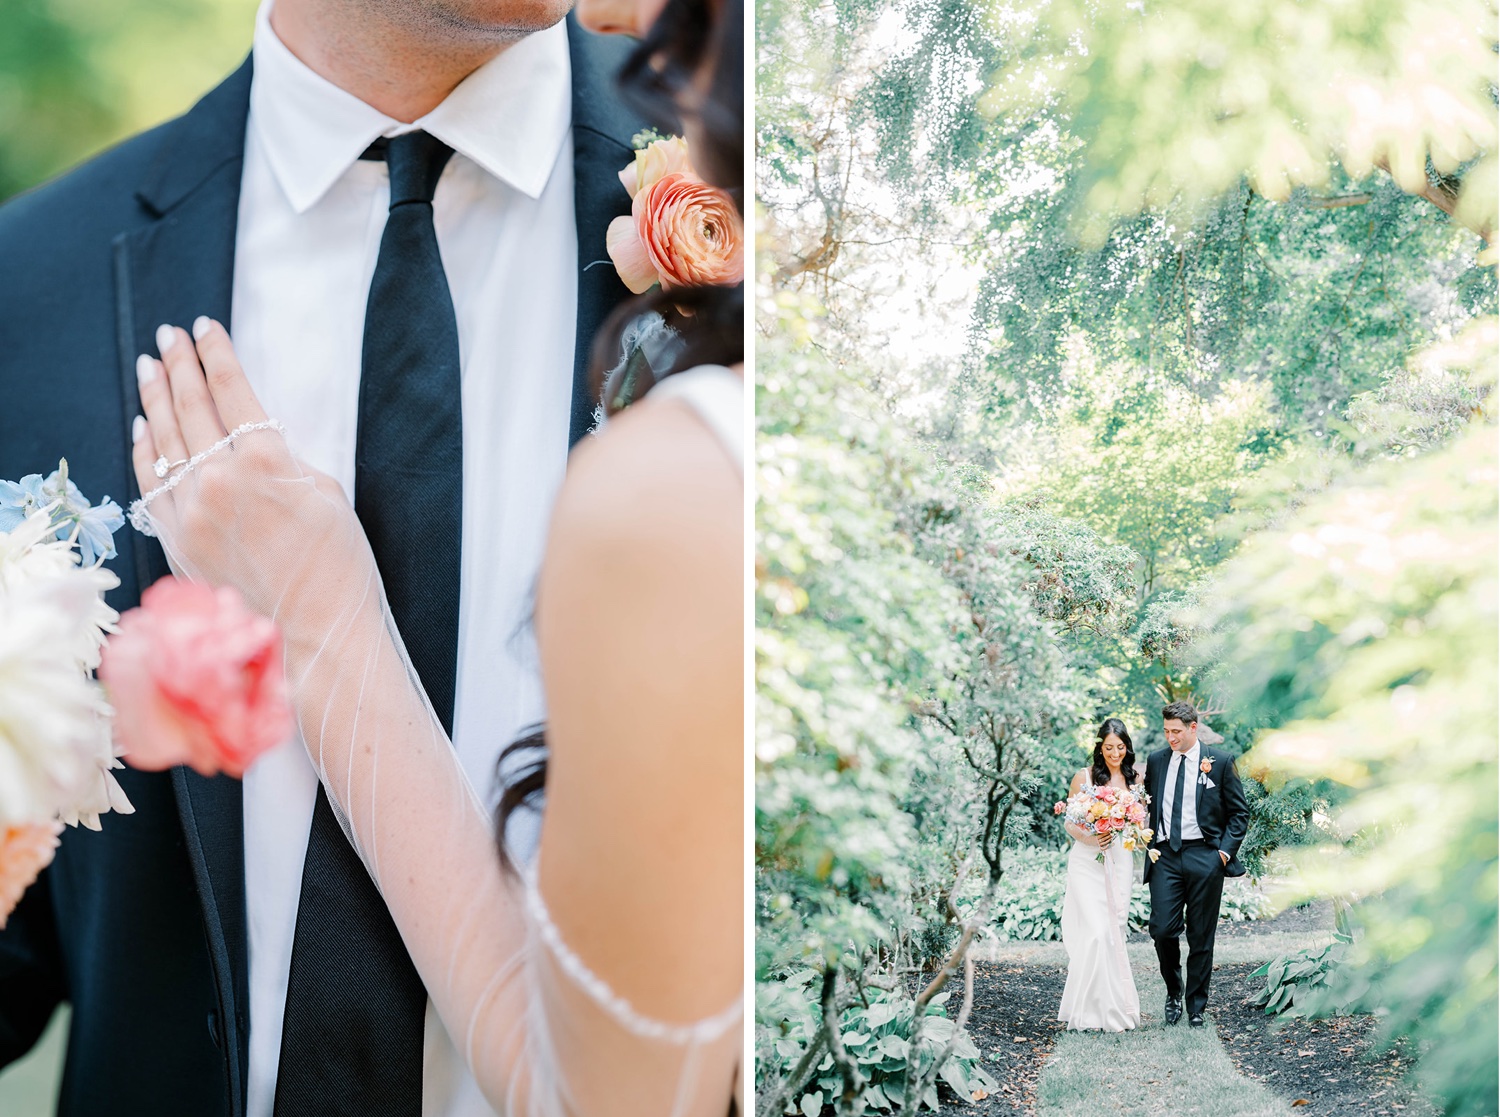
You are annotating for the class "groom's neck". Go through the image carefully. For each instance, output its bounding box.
[271,0,539,122]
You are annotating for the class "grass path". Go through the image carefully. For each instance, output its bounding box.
[1036,1023,1287,1117]
[1022,939,1323,1117]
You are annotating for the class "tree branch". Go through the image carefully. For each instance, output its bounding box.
[821,966,865,1115]
[758,1027,830,1117]
[1305,193,1372,209]
[902,870,1002,1111]
[1376,159,1491,243]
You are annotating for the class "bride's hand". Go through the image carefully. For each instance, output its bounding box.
[131,319,376,650]
[1095,830,1114,851]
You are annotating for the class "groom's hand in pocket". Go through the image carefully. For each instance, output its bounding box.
[1218,850,1229,867]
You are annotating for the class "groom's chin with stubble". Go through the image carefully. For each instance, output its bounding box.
[370,0,575,43]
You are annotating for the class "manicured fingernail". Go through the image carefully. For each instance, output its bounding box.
[192,316,212,341]
[157,324,178,355]
[136,353,159,385]
[132,415,146,443]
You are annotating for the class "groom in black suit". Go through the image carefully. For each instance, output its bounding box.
[1143,700,1250,1028]
[0,2,642,1114]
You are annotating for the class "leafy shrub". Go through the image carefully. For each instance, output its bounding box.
[759,971,998,1114]
[1237,776,1341,878]
[1219,883,1276,922]
[1249,938,1354,1018]
[988,849,1071,942]
[985,848,1271,941]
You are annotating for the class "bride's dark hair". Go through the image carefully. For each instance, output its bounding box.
[494,0,743,871]
[590,0,745,409]
[1090,718,1136,788]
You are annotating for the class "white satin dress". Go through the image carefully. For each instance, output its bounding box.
[1057,771,1142,1031]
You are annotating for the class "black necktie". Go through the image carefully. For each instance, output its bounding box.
[1169,753,1186,852]
[274,131,461,1117]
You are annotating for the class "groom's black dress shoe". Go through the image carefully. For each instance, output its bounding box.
[1165,998,1183,1025]
[1188,1013,1205,1028]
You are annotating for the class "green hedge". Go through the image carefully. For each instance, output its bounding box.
[986,848,1272,942]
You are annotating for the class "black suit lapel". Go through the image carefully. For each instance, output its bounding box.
[114,57,254,1117]
[1153,750,1168,831]
[566,17,645,446]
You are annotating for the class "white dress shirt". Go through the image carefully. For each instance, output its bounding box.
[1160,743,1204,843]
[235,5,575,1115]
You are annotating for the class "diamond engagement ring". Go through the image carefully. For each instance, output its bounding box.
[129,419,289,537]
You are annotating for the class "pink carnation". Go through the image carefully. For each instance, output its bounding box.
[1053,801,1066,815]
[0,822,62,929]
[99,578,293,779]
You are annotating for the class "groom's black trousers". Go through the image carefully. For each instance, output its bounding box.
[1147,840,1225,1016]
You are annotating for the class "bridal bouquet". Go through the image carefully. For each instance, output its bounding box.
[0,460,293,927]
[0,461,131,926]
[1055,784,1153,863]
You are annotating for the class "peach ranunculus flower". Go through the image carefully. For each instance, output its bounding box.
[0,821,62,929]
[607,171,744,294]
[99,577,293,779]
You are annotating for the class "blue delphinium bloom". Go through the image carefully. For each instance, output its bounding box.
[0,474,48,534]
[72,496,126,566]
[0,460,125,564]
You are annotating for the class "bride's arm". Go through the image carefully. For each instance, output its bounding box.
[532,390,743,1114]
[133,324,536,1102]
[130,325,740,1114]
[1063,769,1093,843]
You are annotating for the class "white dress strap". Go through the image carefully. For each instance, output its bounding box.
[522,871,743,1045]
[647,364,744,471]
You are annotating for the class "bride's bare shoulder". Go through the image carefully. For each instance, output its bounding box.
[536,389,741,757]
[1069,768,1088,795]
[549,394,739,553]
[535,391,742,1022]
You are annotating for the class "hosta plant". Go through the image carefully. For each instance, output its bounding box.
[761,971,998,1114]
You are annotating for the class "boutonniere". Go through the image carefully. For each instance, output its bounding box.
[606,132,744,294]
[1200,757,1213,774]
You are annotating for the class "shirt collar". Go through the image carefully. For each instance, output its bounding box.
[249,0,571,214]
[1173,742,1200,768]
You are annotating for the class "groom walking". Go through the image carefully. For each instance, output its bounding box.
[1143,700,1250,1028]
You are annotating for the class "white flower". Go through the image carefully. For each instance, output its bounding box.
[0,509,130,829]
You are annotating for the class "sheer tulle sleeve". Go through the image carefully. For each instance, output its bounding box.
[134,426,741,1116]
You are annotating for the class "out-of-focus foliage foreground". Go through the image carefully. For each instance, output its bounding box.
[0,0,257,203]
[756,0,1497,1113]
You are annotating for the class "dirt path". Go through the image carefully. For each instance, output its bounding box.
[961,961,1068,1114]
[949,902,1437,1116]
[1214,963,1437,1117]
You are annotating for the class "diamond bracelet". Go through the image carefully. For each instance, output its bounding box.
[127,419,288,537]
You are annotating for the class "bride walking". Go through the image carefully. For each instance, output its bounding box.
[1057,718,1144,1031]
